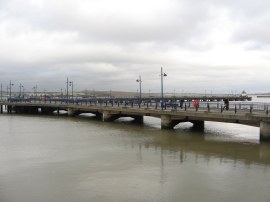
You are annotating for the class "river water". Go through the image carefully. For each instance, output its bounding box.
[1,96,270,202]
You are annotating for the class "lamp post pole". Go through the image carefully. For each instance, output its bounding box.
[136,75,142,104]
[1,83,2,101]
[22,86,24,98]
[160,67,167,109]
[69,81,73,100]
[66,77,69,103]
[19,83,23,98]
[9,80,14,101]
[32,85,37,102]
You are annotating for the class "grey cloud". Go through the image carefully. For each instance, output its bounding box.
[0,0,269,94]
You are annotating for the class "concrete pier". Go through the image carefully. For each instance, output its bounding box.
[1,100,270,141]
[7,105,12,113]
[191,120,205,130]
[68,108,76,116]
[260,121,270,141]
[161,115,182,129]
[132,115,144,124]
[102,111,121,122]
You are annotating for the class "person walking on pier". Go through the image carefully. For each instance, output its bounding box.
[223,98,229,110]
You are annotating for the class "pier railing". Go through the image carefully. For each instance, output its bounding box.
[2,98,270,115]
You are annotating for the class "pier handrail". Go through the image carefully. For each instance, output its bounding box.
[1,98,270,115]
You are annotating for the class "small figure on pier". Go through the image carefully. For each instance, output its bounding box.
[193,99,199,108]
[180,99,184,109]
[223,98,229,110]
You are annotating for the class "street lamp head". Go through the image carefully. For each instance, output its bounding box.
[163,73,167,77]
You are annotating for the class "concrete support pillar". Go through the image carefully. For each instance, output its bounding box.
[161,115,180,129]
[68,108,75,116]
[95,112,103,120]
[132,115,144,124]
[260,121,270,141]
[7,105,12,113]
[30,107,39,114]
[41,107,54,115]
[102,111,120,122]
[191,120,205,131]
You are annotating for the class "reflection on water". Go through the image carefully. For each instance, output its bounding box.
[0,114,270,202]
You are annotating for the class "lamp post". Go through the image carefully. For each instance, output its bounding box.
[66,77,69,102]
[44,89,46,102]
[9,80,14,101]
[22,86,25,98]
[19,83,24,98]
[32,85,37,101]
[1,83,2,101]
[136,75,142,104]
[69,81,74,100]
[160,67,167,109]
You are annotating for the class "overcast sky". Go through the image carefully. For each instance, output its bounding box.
[0,0,269,94]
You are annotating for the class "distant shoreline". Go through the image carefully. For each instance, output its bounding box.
[257,95,270,98]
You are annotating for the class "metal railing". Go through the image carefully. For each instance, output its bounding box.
[2,98,270,115]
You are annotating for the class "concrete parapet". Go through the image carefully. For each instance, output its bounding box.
[260,121,270,141]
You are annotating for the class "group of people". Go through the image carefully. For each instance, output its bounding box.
[192,98,229,110]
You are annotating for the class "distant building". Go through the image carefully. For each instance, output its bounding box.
[241,90,247,97]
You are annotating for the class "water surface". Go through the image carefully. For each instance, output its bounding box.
[0,111,270,202]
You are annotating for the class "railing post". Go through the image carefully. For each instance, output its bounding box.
[235,104,237,114]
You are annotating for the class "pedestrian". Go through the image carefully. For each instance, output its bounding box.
[223,98,229,110]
